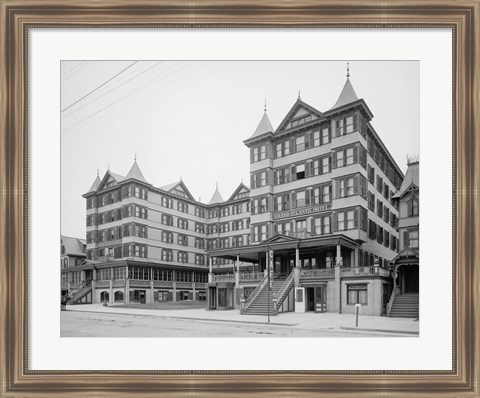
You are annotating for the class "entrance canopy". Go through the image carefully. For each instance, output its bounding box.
[208,234,359,262]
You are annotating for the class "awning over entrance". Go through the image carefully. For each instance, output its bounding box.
[208,233,359,262]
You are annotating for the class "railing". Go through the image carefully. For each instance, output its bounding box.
[386,287,396,317]
[129,280,151,287]
[153,281,173,288]
[300,268,335,279]
[240,272,264,282]
[70,281,92,303]
[213,274,234,282]
[113,280,125,287]
[341,266,391,277]
[285,230,312,239]
[274,271,295,310]
[244,274,268,311]
[95,281,110,288]
[176,282,193,288]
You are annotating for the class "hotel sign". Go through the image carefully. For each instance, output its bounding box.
[273,204,331,220]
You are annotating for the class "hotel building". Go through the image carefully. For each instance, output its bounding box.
[62,70,415,317]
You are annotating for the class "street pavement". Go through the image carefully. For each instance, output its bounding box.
[62,303,419,337]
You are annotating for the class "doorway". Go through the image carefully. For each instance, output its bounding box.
[306,286,327,313]
[209,287,217,310]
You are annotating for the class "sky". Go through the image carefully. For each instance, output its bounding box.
[61,60,419,239]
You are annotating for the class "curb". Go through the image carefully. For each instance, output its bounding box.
[340,326,419,335]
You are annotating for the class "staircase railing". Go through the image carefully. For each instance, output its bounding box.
[244,274,269,311]
[386,287,396,317]
[274,270,295,310]
[69,281,92,303]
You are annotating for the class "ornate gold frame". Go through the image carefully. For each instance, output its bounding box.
[1,1,479,396]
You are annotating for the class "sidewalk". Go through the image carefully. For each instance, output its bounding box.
[66,304,419,335]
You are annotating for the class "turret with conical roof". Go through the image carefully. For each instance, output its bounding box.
[85,174,101,194]
[330,63,359,110]
[208,184,224,205]
[125,160,148,184]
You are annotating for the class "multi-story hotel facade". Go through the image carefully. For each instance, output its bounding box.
[62,71,415,317]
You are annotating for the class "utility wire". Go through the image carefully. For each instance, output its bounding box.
[61,61,138,113]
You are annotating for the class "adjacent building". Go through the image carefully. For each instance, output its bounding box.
[62,69,417,317]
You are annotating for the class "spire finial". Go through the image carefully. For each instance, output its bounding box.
[216,181,218,189]
[180,174,182,181]
[298,90,301,99]
[346,62,350,78]
[97,167,99,177]
[264,99,267,112]
[108,165,110,171]
[134,151,137,162]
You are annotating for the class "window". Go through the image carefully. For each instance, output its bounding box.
[178,234,188,246]
[322,184,331,203]
[177,201,188,213]
[337,209,357,231]
[322,127,330,145]
[404,230,419,248]
[339,177,354,198]
[161,214,173,226]
[177,251,188,263]
[296,136,305,152]
[347,284,368,304]
[336,114,358,136]
[252,145,266,162]
[376,175,383,192]
[178,218,188,230]
[194,207,205,217]
[312,130,320,147]
[195,238,205,249]
[161,231,173,243]
[314,215,330,235]
[376,199,383,218]
[260,196,268,213]
[195,254,205,265]
[368,192,375,211]
[195,222,205,233]
[275,143,282,158]
[368,220,377,240]
[321,156,331,174]
[408,196,419,216]
[253,224,268,242]
[291,114,312,127]
[275,221,292,236]
[284,140,290,155]
[161,196,173,208]
[296,191,306,208]
[296,163,305,179]
[336,150,344,168]
[232,236,244,247]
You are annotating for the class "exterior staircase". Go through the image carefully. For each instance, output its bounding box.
[389,293,419,318]
[243,271,295,315]
[66,280,93,304]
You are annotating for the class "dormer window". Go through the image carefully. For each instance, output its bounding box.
[291,114,312,127]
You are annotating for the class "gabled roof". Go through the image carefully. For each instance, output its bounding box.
[208,187,224,205]
[391,245,419,263]
[161,180,195,201]
[227,182,250,202]
[125,160,148,184]
[61,236,86,257]
[95,170,125,192]
[263,234,298,244]
[276,98,324,132]
[392,161,419,199]
[85,175,101,194]
[330,77,359,110]
[247,111,274,140]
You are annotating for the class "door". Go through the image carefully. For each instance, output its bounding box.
[209,287,217,309]
[315,285,327,313]
[306,287,315,311]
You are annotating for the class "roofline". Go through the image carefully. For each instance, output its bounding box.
[275,98,324,133]
[323,98,374,119]
[243,131,274,146]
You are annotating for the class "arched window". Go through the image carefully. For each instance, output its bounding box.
[100,291,109,303]
[114,291,124,303]
[408,196,419,216]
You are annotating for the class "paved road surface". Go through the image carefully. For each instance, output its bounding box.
[61,311,401,338]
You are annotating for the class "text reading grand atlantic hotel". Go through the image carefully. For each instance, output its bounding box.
[62,71,420,317]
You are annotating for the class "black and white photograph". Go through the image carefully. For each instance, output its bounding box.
[60,60,420,338]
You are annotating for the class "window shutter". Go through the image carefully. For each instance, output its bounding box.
[290,138,296,153]
[250,175,254,188]
[265,143,269,158]
[354,208,359,228]
[354,175,359,195]
[250,148,254,163]
[305,132,311,148]
[305,161,311,177]
[353,113,359,130]
[335,180,341,199]
[353,144,359,163]
[331,212,338,232]
[274,170,278,184]
[291,192,297,208]
[291,165,297,181]
[332,152,337,169]
[305,189,311,205]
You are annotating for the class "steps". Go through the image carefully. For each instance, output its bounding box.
[243,280,285,316]
[389,293,419,318]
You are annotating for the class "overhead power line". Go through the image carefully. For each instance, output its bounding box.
[61,61,138,113]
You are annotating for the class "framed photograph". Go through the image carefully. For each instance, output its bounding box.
[1,1,478,396]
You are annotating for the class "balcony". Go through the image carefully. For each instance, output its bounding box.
[341,266,391,278]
